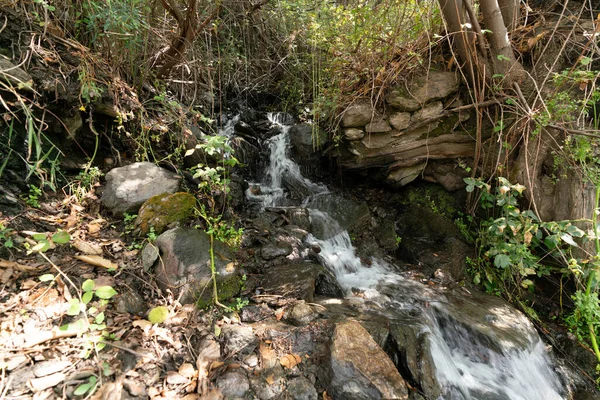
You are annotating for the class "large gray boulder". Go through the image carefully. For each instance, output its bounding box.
[386,71,459,111]
[142,227,240,305]
[101,162,181,216]
[341,103,375,128]
[329,320,409,399]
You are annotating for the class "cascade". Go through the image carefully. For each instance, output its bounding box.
[244,113,566,400]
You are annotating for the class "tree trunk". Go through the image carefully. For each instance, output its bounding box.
[499,0,519,32]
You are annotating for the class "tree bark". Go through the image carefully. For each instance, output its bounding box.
[498,0,519,32]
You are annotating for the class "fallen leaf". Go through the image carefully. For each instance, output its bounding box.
[0,259,38,272]
[265,374,275,385]
[71,238,103,255]
[148,306,169,324]
[274,308,284,321]
[73,255,118,270]
[209,361,224,371]
[178,363,196,378]
[323,391,333,400]
[132,319,153,333]
[279,354,301,369]
[87,221,102,234]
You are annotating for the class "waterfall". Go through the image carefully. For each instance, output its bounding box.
[244,114,566,400]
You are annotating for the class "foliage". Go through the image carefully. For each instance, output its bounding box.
[0,222,14,250]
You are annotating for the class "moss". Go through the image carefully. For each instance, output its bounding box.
[400,182,458,219]
[195,273,242,309]
[135,192,196,235]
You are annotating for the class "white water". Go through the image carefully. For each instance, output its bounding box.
[244,115,565,400]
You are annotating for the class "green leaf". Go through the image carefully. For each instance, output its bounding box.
[51,230,70,244]
[581,56,592,66]
[82,279,95,292]
[560,233,578,247]
[39,274,55,282]
[67,298,82,316]
[32,233,47,241]
[94,286,117,299]
[521,279,534,288]
[148,306,169,324]
[82,291,94,305]
[494,254,511,269]
[95,312,105,324]
[74,382,92,396]
[473,273,481,285]
[31,239,50,253]
[496,54,510,61]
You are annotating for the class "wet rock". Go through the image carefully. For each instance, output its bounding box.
[145,227,240,305]
[286,376,318,400]
[386,71,459,111]
[259,263,343,306]
[135,192,195,235]
[260,242,293,261]
[287,301,318,326]
[241,304,274,323]
[329,320,409,399]
[222,325,258,357]
[306,195,371,239]
[344,128,365,141]
[101,162,181,216]
[289,124,329,154]
[374,218,399,252]
[341,103,375,128]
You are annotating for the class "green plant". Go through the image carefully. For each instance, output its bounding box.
[74,376,98,397]
[123,213,137,235]
[0,222,14,249]
[70,166,103,201]
[24,185,42,208]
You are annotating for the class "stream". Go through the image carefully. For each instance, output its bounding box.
[243,113,566,399]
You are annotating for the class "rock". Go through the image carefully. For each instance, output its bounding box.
[287,301,318,326]
[260,241,293,261]
[216,370,250,398]
[387,163,427,187]
[305,195,371,238]
[412,101,444,121]
[145,227,240,305]
[241,304,274,323]
[423,160,470,192]
[374,218,398,252]
[341,103,375,127]
[135,192,195,235]
[249,368,287,399]
[389,112,411,130]
[386,71,459,111]
[32,360,71,377]
[329,320,409,399]
[0,55,33,90]
[289,124,329,154]
[259,263,344,305]
[344,128,365,141]
[222,325,258,357]
[114,287,147,315]
[123,378,146,397]
[286,376,318,400]
[365,119,392,133]
[101,162,181,216]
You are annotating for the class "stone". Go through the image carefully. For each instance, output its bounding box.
[216,370,250,398]
[146,227,240,305]
[389,112,411,130]
[344,128,365,141]
[341,103,375,127]
[259,263,344,305]
[240,304,274,323]
[365,119,392,133]
[0,55,33,91]
[386,71,459,111]
[222,325,259,357]
[387,163,427,187]
[135,192,195,235]
[289,124,329,154]
[329,320,409,399]
[287,301,318,326]
[260,241,293,261]
[101,162,181,216]
[412,101,444,121]
[114,287,147,315]
[286,376,318,400]
[305,195,371,238]
[249,368,287,399]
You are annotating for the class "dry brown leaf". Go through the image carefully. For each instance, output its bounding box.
[265,374,275,385]
[0,268,13,284]
[71,238,103,255]
[323,391,333,400]
[209,361,224,371]
[87,222,102,234]
[274,308,284,321]
[73,255,118,269]
[279,354,301,369]
[0,259,38,272]
[178,363,196,378]
[132,319,153,333]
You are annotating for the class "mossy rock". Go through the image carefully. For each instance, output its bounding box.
[135,192,196,235]
[196,273,242,309]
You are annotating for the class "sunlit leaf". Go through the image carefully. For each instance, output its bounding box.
[51,230,70,244]
[67,298,82,316]
[148,306,169,324]
[39,274,55,282]
[82,279,95,292]
[94,286,117,299]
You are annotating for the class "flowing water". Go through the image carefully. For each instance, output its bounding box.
[245,113,566,400]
